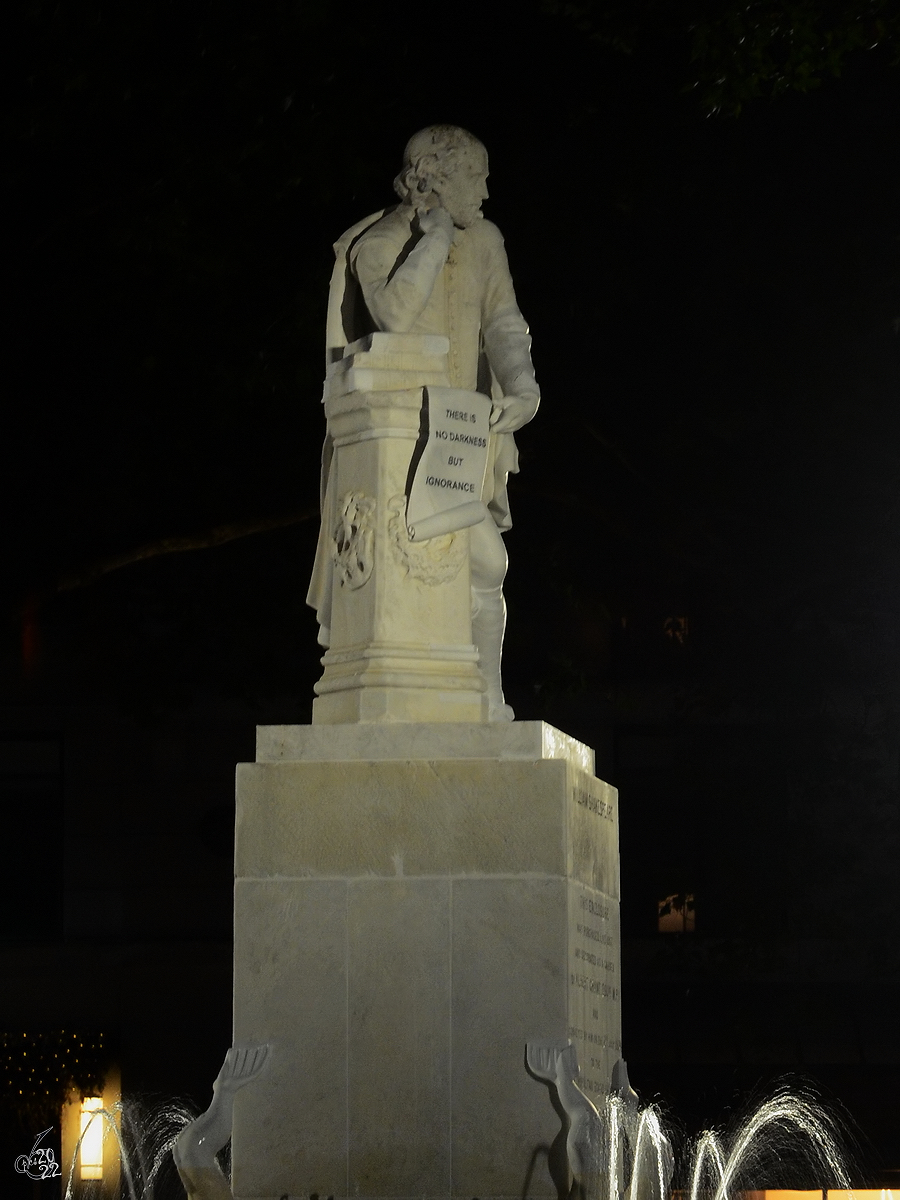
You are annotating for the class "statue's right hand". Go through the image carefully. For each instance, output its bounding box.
[417,205,454,241]
[489,392,539,434]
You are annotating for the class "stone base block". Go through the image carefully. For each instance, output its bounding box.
[312,646,487,724]
[232,722,620,1200]
[312,685,488,723]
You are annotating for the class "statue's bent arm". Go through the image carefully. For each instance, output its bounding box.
[484,304,539,400]
[353,222,451,333]
[480,233,540,402]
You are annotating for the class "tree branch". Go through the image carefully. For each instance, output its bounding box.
[57,509,317,592]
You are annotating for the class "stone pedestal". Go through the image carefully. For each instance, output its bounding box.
[232,722,621,1200]
[313,332,488,725]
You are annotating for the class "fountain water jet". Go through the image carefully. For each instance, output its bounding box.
[686,1088,852,1200]
[60,1062,856,1200]
[527,1041,852,1200]
[63,1095,198,1200]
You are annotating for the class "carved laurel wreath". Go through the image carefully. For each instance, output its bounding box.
[387,495,466,585]
[332,491,375,589]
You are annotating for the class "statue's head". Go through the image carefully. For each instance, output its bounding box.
[394,125,489,229]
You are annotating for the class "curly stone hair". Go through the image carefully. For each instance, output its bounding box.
[393,125,485,203]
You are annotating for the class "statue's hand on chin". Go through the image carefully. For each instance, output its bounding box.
[416,204,454,240]
[489,393,540,434]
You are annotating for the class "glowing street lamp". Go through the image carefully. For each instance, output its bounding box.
[79,1096,103,1180]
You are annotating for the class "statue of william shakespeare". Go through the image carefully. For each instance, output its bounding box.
[307,126,540,722]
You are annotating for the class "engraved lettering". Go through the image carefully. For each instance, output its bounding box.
[576,922,614,946]
[570,973,619,1000]
[573,947,616,972]
[573,786,615,820]
[567,1027,623,1052]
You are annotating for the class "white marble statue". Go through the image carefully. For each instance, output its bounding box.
[173,1044,269,1200]
[307,125,540,721]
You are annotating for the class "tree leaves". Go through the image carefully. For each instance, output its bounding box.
[544,0,900,114]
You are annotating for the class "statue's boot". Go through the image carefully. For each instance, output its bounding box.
[472,584,514,722]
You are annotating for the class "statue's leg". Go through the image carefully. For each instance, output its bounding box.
[469,519,513,722]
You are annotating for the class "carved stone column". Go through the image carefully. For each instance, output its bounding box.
[312,331,488,724]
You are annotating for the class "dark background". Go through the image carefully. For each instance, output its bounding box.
[3,0,899,1192]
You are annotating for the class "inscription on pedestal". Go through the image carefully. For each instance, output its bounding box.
[566,770,621,1098]
[573,785,615,820]
[567,881,621,1098]
[568,770,619,897]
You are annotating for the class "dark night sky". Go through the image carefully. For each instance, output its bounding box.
[3,0,900,1178]
[7,1,899,715]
